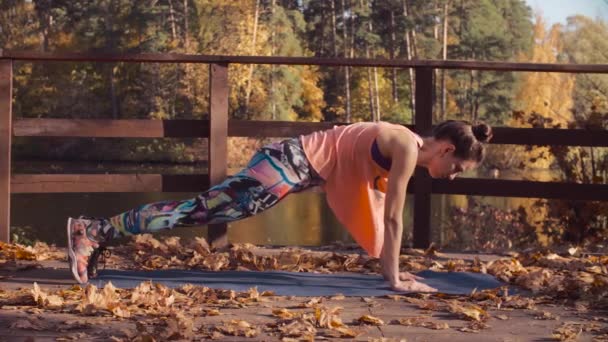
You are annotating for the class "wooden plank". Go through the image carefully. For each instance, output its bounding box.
[489,126,608,147]
[11,173,607,201]
[413,68,434,249]
[207,63,229,248]
[0,60,12,242]
[229,120,339,137]
[13,119,608,147]
[3,51,608,73]
[10,174,208,193]
[432,178,608,201]
[13,118,167,137]
[12,119,336,139]
[11,174,162,193]
[161,175,209,192]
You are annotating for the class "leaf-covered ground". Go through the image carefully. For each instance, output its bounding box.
[1,237,607,341]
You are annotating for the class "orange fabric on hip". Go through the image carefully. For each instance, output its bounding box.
[300,122,422,258]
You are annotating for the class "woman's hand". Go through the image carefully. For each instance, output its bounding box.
[390,279,437,293]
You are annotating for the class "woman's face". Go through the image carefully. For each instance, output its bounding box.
[427,142,477,179]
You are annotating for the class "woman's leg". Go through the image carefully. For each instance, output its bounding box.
[67,137,322,283]
[107,137,321,237]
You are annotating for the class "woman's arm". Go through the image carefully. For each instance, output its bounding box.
[379,133,437,292]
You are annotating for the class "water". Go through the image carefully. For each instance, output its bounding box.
[9,167,556,249]
[10,191,356,247]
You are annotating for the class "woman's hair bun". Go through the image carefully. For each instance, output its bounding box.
[472,123,493,143]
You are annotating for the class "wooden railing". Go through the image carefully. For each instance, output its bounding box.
[1,51,608,247]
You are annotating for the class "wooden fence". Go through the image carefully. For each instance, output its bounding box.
[1,51,608,247]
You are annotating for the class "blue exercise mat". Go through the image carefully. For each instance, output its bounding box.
[91,269,508,296]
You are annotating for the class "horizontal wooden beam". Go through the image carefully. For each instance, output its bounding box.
[431,178,608,201]
[490,126,608,147]
[13,119,608,147]
[12,119,339,138]
[11,173,608,201]
[10,174,209,193]
[3,51,608,73]
[13,119,169,138]
[228,120,338,137]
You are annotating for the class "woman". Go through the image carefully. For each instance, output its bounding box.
[67,120,492,292]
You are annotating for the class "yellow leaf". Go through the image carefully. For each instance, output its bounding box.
[356,314,385,326]
[447,301,488,321]
[272,308,297,319]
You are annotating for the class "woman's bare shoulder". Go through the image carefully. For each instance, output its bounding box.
[376,124,418,157]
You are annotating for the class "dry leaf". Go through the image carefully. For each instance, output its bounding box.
[9,319,47,331]
[447,300,489,321]
[314,306,344,328]
[356,314,385,326]
[404,297,439,311]
[277,319,316,339]
[534,311,559,320]
[394,317,449,330]
[165,312,194,340]
[31,282,64,309]
[299,297,322,308]
[215,320,259,337]
[322,325,360,338]
[203,308,221,316]
[552,323,582,341]
[273,308,298,319]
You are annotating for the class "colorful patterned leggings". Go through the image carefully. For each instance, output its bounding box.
[107,138,323,238]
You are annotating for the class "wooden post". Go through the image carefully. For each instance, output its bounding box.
[207,63,229,248]
[413,67,433,248]
[0,59,12,243]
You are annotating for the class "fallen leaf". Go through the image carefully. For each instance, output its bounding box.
[9,319,47,331]
[356,314,385,326]
[534,311,559,320]
[314,306,344,328]
[552,323,582,341]
[447,300,489,321]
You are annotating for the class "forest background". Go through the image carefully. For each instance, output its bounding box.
[1,0,607,250]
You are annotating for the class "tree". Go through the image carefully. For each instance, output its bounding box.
[447,0,533,124]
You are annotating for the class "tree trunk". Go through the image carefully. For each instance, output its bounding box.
[244,0,260,118]
[183,0,189,48]
[109,65,119,119]
[440,0,449,121]
[360,0,376,121]
[590,146,596,182]
[368,5,380,121]
[433,0,440,120]
[330,0,338,57]
[469,69,475,121]
[104,0,119,119]
[271,0,276,120]
[168,0,177,40]
[472,68,482,122]
[320,9,326,56]
[389,9,399,103]
[406,1,419,57]
[578,148,589,184]
[403,0,416,118]
[342,0,352,122]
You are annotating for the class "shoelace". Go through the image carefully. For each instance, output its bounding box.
[87,246,112,278]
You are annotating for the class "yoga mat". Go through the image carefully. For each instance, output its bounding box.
[92,269,508,296]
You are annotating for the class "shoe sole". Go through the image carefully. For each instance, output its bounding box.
[66,217,85,284]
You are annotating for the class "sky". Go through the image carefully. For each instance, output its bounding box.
[525,0,608,24]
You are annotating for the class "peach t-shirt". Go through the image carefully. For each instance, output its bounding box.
[300,122,423,258]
